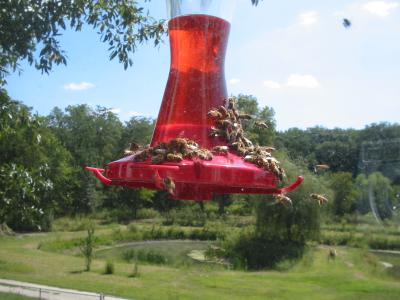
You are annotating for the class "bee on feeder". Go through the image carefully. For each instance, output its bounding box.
[208,109,223,119]
[212,145,229,154]
[167,152,183,162]
[310,193,329,206]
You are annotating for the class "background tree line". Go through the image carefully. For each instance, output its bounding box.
[1,89,399,233]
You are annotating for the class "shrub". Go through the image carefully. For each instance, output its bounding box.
[104,260,114,274]
[129,262,139,278]
[122,249,136,262]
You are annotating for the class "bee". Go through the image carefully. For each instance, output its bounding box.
[218,119,233,128]
[198,149,213,160]
[163,177,176,195]
[310,194,329,206]
[124,150,135,156]
[209,127,226,138]
[129,142,140,152]
[255,121,268,129]
[151,154,165,164]
[274,194,292,207]
[212,145,229,154]
[343,18,351,29]
[154,148,167,155]
[238,114,252,120]
[208,109,223,119]
[262,146,275,153]
[314,164,330,173]
[217,106,229,117]
[133,148,152,161]
[241,136,253,148]
[166,152,183,162]
[244,155,256,163]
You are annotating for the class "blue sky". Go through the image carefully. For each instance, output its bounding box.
[6,0,400,131]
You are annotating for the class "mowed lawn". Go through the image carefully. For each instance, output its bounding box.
[1,230,400,300]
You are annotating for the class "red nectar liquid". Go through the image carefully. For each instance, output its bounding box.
[151,15,230,148]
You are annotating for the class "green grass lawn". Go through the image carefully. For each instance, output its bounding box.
[1,227,400,300]
[0,292,36,300]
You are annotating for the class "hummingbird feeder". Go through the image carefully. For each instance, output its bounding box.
[86,1,303,200]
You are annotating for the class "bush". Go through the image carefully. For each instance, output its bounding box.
[104,260,114,274]
[136,208,159,219]
[221,228,306,270]
[122,249,136,262]
[129,262,139,278]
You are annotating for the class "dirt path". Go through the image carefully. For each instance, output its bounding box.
[0,279,130,300]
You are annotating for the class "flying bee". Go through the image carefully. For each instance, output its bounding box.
[212,145,229,154]
[255,121,268,129]
[314,164,330,173]
[310,194,329,206]
[163,177,176,195]
[208,109,223,119]
[274,194,293,206]
[238,114,252,120]
[166,152,183,162]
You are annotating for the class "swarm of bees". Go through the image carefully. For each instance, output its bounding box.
[208,98,285,180]
[124,138,213,163]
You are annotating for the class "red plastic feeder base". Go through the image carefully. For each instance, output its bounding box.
[86,152,303,201]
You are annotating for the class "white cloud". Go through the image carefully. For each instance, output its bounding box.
[298,11,319,26]
[128,111,143,117]
[363,1,399,17]
[109,108,121,114]
[286,74,320,89]
[229,78,240,85]
[63,82,95,91]
[263,80,282,89]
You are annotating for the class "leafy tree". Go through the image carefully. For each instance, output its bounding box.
[224,155,332,269]
[0,0,166,83]
[0,90,73,230]
[328,172,358,216]
[48,104,123,213]
[80,222,95,271]
[355,172,393,220]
